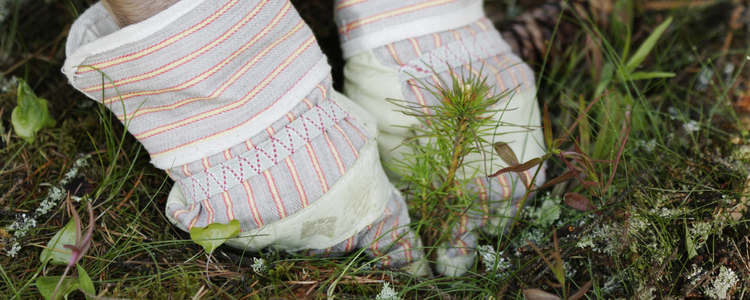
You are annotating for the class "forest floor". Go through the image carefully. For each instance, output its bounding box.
[3,0,750,299]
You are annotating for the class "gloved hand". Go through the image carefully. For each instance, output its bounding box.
[63,0,427,275]
[335,0,547,276]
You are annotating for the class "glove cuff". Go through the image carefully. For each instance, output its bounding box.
[335,0,484,59]
[64,0,330,169]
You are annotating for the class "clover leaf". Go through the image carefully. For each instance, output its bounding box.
[190,219,241,281]
[190,219,241,254]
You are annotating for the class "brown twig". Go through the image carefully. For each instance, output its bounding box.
[0,178,22,206]
[117,172,143,209]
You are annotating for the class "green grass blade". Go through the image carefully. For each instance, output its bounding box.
[625,16,673,73]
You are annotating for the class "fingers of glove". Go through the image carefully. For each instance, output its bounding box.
[306,191,423,269]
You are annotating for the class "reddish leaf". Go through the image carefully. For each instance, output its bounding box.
[560,157,588,190]
[489,158,542,177]
[571,155,595,176]
[564,193,601,215]
[568,280,593,300]
[568,164,587,174]
[536,170,580,190]
[523,289,561,300]
[581,181,600,188]
[493,142,519,166]
[559,151,592,175]
[545,279,563,288]
[560,151,584,158]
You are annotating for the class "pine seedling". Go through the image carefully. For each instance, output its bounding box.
[388,70,527,261]
[390,66,631,271]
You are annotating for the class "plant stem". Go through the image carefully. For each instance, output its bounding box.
[50,264,72,300]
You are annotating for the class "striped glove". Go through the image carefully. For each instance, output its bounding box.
[335,0,547,276]
[63,0,426,273]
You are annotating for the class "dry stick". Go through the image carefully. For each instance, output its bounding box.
[190,284,206,300]
[651,246,679,285]
[730,238,750,282]
[285,276,383,285]
[727,6,744,45]
[116,172,143,209]
[741,237,750,287]
[0,178,22,206]
[240,289,262,300]
[715,5,744,72]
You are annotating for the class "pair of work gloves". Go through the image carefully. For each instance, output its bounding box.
[63,0,545,277]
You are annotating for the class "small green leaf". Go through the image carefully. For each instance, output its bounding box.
[190,219,241,254]
[612,0,634,59]
[11,79,56,143]
[564,193,600,215]
[41,220,76,266]
[628,71,676,81]
[77,264,95,299]
[686,222,698,260]
[594,63,614,97]
[625,16,673,73]
[36,276,78,300]
[543,104,553,148]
